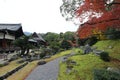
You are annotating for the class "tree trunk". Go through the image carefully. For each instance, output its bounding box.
[26,48,29,56]
[21,48,26,56]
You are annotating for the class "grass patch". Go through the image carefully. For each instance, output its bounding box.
[93,39,120,59]
[7,60,38,80]
[45,49,72,62]
[0,59,23,76]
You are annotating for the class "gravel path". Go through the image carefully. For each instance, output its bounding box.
[25,57,63,80]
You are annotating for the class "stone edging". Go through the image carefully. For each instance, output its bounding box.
[0,62,28,80]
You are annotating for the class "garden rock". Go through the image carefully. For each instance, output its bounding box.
[62,59,67,63]
[84,44,92,54]
[71,60,77,65]
[93,50,103,55]
[107,67,120,74]
[0,61,9,67]
[37,61,46,65]
[70,52,76,56]
[66,68,72,74]
[108,45,113,49]
[63,56,68,60]
[92,46,97,50]
[44,55,51,59]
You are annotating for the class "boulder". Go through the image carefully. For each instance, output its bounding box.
[37,61,46,65]
[108,46,113,49]
[107,67,120,74]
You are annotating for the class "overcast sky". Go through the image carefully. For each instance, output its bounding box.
[0,0,78,33]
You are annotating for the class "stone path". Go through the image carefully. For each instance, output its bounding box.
[25,57,63,80]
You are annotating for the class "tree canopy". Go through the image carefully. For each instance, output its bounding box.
[60,0,120,39]
[13,35,34,56]
[42,32,76,53]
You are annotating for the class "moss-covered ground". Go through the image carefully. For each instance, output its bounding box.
[58,40,120,80]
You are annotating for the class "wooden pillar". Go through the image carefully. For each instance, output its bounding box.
[2,39,7,49]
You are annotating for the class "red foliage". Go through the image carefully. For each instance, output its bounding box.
[77,24,93,39]
[76,0,106,17]
[76,0,120,39]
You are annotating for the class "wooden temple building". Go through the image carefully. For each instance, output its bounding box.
[29,32,46,46]
[0,24,24,53]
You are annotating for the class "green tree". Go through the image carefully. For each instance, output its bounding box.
[44,32,59,44]
[13,35,34,56]
[105,28,120,39]
[61,40,71,50]
[43,32,76,53]
[43,32,60,54]
[63,31,75,41]
[59,32,64,40]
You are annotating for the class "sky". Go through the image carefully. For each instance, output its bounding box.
[0,0,78,33]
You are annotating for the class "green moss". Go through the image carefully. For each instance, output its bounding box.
[93,39,120,59]
[58,53,115,80]
[58,39,120,80]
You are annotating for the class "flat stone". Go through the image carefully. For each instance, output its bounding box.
[108,46,113,49]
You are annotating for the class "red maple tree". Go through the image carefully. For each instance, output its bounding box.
[76,0,120,39]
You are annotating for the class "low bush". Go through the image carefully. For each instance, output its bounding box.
[0,64,4,67]
[40,53,46,58]
[100,52,110,62]
[93,69,120,80]
[43,55,51,59]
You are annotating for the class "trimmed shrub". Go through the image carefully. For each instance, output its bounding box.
[100,52,110,62]
[93,69,120,80]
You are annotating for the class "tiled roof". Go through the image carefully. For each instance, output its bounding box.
[32,32,45,42]
[0,23,24,38]
[0,24,22,31]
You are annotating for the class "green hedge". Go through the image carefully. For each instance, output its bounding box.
[93,69,120,80]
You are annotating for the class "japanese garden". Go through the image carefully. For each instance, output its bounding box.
[0,0,120,80]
